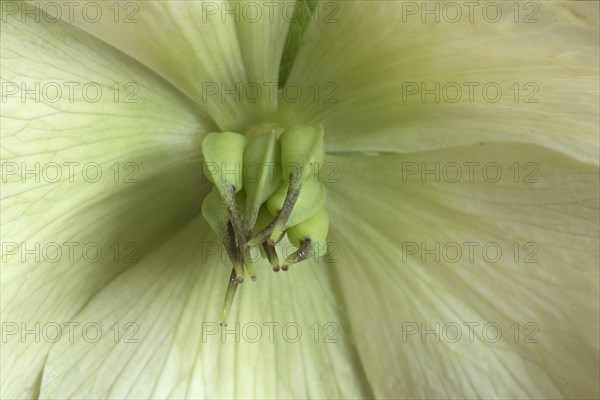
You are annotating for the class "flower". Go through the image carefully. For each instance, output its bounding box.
[1,1,598,399]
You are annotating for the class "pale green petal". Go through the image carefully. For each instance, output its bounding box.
[325,143,599,398]
[281,1,599,164]
[31,0,288,130]
[1,11,210,399]
[235,0,293,117]
[39,215,371,399]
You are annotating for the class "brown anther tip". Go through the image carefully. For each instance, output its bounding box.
[219,321,227,327]
[251,275,257,282]
[281,264,289,271]
[236,276,244,284]
[273,265,280,272]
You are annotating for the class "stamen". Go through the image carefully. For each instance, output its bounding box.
[224,220,244,283]
[234,263,245,283]
[262,243,281,272]
[247,172,302,247]
[220,268,239,325]
[220,185,247,248]
[243,246,258,281]
[284,239,314,269]
[218,185,261,282]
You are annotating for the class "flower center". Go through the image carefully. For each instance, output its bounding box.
[201,123,329,323]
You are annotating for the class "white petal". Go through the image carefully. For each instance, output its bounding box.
[325,143,599,398]
[1,11,210,399]
[282,1,599,164]
[39,216,371,399]
[34,0,292,130]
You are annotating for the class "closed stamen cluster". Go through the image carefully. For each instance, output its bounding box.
[201,123,330,323]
